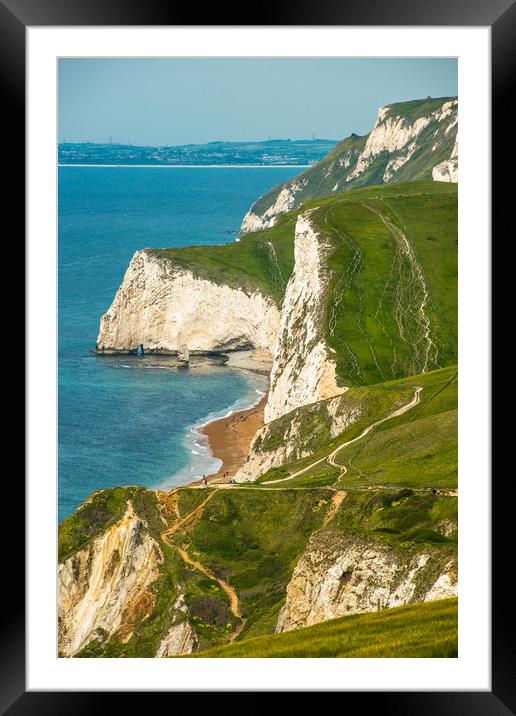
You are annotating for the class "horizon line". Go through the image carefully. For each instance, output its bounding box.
[58,163,312,169]
[57,138,338,146]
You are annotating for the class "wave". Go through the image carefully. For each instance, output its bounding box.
[160,370,268,490]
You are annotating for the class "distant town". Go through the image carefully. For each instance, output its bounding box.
[58,138,338,166]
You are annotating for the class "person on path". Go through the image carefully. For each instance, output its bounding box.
[203,474,208,487]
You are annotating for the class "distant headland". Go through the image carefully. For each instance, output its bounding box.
[58,138,338,167]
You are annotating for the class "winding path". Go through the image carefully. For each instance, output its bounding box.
[159,491,245,641]
[262,386,422,485]
[363,201,438,373]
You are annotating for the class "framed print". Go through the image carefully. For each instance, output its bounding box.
[4,0,511,710]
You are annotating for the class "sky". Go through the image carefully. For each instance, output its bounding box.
[58,58,457,146]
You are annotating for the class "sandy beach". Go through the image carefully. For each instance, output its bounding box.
[194,392,267,485]
[184,350,272,487]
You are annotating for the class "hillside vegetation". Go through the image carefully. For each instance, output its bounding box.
[309,183,457,385]
[149,213,296,306]
[59,362,458,656]
[184,597,458,658]
[256,365,457,491]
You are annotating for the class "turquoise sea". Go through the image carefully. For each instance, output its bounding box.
[58,166,300,522]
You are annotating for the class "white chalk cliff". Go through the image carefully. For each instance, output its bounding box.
[432,135,459,182]
[155,594,196,657]
[241,179,307,233]
[264,212,347,423]
[98,213,345,428]
[276,531,458,632]
[58,501,163,656]
[347,99,458,183]
[97,250,280,354]
[235,393,362,482]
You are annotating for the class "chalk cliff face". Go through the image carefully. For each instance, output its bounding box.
[155,620,195,657]
[347,99,458,183]
[58,501,163,656]
[97,213,344,427]
[96,250,280,354]
[264,212,346,423]
[432,135,458,182]
[240,97,458,233]
[241,179,308,233]
[276,531,457,633]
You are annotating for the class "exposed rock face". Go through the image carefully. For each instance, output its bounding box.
[276,531,457,633]
[96,250,280,354]
[432,136,458,182]
[240,97,458,233]
[155,621,195,657]
[155,593,196,657]
[264,212,347,423]
[58,501,163,656]
[348,99,457,183]
[241,179,307,233]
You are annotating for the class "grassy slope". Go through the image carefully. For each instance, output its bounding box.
[170,485,456,645]
[249,97,457,217]
[184,597,457,658]
[59,486,158,563]
[149,213,296,306]
[251,134,367,216]
[62,475,457,657]
[256,365,457,491]
[308,182,457,386]
[60,486,340,655]
[168,488,334,640]
[60,366,457,656]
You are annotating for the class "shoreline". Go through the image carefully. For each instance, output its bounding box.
[185,349,272,487]
[187,392,268,487]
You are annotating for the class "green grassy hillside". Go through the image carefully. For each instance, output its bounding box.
[183,597,457,658]
[308,182,457,386]
[60,462,457,656]
[257,365,457,491]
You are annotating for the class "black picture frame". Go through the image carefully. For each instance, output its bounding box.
[4,0,509,711]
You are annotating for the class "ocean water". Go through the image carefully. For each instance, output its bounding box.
[58,166,300,522]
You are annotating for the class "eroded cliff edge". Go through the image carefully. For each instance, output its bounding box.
[264,212,346,423]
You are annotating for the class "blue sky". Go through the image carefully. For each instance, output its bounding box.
[58,58,457,146]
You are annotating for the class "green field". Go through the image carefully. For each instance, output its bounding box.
[184,597,457,658]
[308,183,457,386]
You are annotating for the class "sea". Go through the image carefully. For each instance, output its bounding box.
[58,165,300,522]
